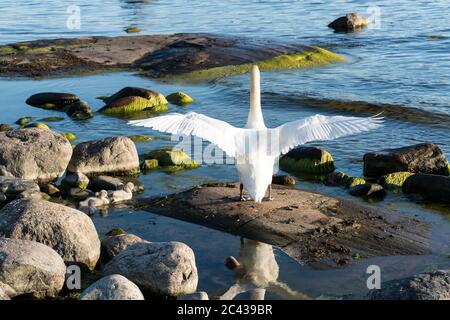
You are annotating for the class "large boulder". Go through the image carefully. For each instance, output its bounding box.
[328,13,369,32]
[67,136,140,176]
[379,172,414,190]
[367,270,450,300]
[0,238,66,296]
[80,274,144,300]
[279,146,335,175]
[100,87,168,115]
[0,199,100,269]
[363,143,448,177]
[25,92,80,110]
[402,174,450,203]
[0,176,40,199]
[102,233,149,259]
[103,241,198,296]
[0,128,73,183]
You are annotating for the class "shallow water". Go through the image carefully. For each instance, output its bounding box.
[1,0,450,299]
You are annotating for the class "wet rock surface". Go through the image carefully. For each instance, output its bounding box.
[137,183,430,269]
[0,128,73,183]
[0,198,100,269]
[363,143,449,177]
[328,13,369,32]
[0,34,342,79]
[367,270,450,300]
[103,241,198,296]
[0,238,66,297]
[0,176,40,199]
[280,146,335,175]
[80,274,145,300]
[403,173,450,203]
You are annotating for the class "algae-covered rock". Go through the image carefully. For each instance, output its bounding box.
[146,147,199,169]
[172,47,345,83]
[100,87,168,115]
[446,164,450,176]
[328,13,369,32]
[324,171,366,188]
[166,92,194,106]
[141,159,159,171]
[106,228,127,237]
[26,92,80,110]
[24,122,49,129]
[280,146,335,175]
[124,27,142,34]
[128,134,153,143]
[62,132,77,141]
[62,172,90,190]
[16,116,33,125]
[64,100,94,120]
[379,172,414,190]
[0,124,12,132]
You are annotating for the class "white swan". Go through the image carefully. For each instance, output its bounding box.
[78,190,109,214]
[129,65,382,202]
[108,182,134,204]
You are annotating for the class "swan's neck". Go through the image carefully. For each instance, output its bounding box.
[246,66,266,129]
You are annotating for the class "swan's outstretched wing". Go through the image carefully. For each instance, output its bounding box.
[129,112,241,157]
[274,114,383,156]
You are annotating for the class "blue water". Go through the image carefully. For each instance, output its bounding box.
[1,0,450,299]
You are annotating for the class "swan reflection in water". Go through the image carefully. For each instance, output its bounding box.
[219,238,309,300]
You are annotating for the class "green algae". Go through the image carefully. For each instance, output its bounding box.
[0,46,15,55]
[62,132,77,142]
[124,27,142,33]
[280,149,335,175]
[146,147,200,169]
[141,159,159,171]
[128,134,153,143]
[380,171,414,190]
[16,116,33,126]
[39,116,65,122]
[106,228,127,236]
[325,171,366,188]
[167,47,345,83]
[166,92,194,106]
[24,122,50,129]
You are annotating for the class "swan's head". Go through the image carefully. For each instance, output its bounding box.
[88,199,97,207]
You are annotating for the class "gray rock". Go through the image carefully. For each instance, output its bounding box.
[68,187,93,201]
[67,136,140,176]
[0,282,17,299]
[348,183,385,198]
[367,270,450,300]
[0,128,73,183]
[62,172,90,189]
[0,193,6,205]
[40,183,61,197]
[0,199,100,269]
[0,124,13,132]
[179,291,209,300]
[0,238,66,296]
[80,274,144,300]
[90,175,143,192]
[16,190,49,200]
[102,234,149,259]
[328,13,369,32]
[363,143,448,177]
[272,175,296,186]
[0,176,40,199]
[103,241,198,296]
[403,174,450,203]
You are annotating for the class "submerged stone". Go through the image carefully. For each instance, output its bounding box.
[141,159,159,171]
[64,100,94,120]
[324,171,366,188]
[348,183,385,198]
[146,147,199,169]
[280,146,335,175]
[166,92,194,106]
[403,174,450,203]
[15,116,33,126]
[128,134,153,143]
[62,132,77,141]
[25,92,80,110]
[100,95,168,115]
[124,27,142,34]
[39,116,64,122]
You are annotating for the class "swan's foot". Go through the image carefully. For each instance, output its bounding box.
[240,195,251,201]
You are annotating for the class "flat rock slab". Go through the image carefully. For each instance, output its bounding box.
[0,33,319,78]
[137,183,430,269]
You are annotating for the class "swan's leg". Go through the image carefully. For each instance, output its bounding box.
[265,184,274,201]
[239,183,245,201]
